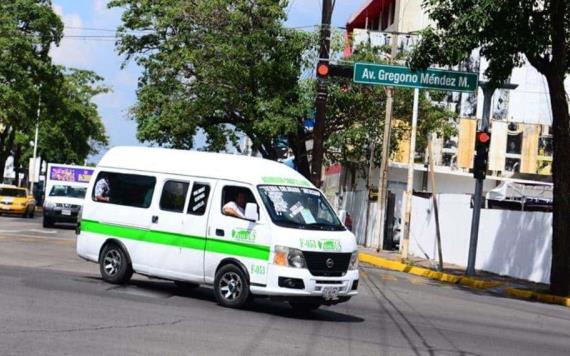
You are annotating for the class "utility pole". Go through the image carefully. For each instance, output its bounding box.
[401,87,420,259]
[30,91,40,191]
[466,81,517,275]
[371,35,398,249]
[310,0,333,187]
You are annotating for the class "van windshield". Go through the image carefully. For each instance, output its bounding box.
[257,185,345,231]
[49,185,87,199]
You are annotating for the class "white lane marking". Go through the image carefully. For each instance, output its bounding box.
[0,231,75,241]
[29,229,58,234]
[0,229,59,234]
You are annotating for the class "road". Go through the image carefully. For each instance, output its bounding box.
[1,216,570,355]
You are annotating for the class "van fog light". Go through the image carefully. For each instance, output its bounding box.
[278,277,305,290]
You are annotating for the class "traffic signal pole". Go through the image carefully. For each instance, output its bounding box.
[311,0,333,187]
[466,82,517,276]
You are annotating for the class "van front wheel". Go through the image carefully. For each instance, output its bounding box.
[100,244,132,284]
[214,264,250,308]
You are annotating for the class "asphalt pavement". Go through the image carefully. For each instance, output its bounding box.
[1,215,570,355]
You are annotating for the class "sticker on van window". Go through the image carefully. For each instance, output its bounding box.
[300,209,316,224]
[231,228,256,243]
[289,202,304,218]
[300,239,342,251]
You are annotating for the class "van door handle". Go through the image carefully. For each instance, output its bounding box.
[215,229,224,237]
[152,215,159,224]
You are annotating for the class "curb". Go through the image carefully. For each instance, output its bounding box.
[360,252,570,308]
[358,252,503,290]
[506,288,570,307]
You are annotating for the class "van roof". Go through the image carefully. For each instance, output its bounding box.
[98,146,314,188]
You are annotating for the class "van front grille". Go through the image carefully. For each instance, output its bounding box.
[302,251,351,277]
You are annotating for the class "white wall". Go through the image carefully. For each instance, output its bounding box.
[410,194,552,283]
[341,190,376,246]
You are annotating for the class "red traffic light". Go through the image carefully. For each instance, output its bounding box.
[477,131,491,144]
[317,63,329,77]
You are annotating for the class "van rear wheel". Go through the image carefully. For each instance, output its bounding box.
[214,264,250,308]
[100,243,132,284]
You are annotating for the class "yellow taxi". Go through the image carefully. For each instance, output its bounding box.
[0,185,36,218]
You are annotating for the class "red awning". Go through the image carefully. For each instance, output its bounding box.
[346,0,386,34]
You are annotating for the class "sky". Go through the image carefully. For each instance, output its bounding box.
[49,0,363,163]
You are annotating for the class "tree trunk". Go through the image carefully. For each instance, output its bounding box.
[13,144,21,187]
[546,73,570,296]
[0,128,15,183]
[288,118,311,180]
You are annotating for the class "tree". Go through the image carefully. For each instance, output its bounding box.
[410,0,570,295]
[37,68,109,165]
[0,0,63,180]
[110,0,310,159]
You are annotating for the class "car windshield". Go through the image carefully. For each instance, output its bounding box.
[257,185,345,231]
[49,185,87,198]
[0,188,26,197]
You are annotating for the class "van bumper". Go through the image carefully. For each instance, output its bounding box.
[249,264,359,302]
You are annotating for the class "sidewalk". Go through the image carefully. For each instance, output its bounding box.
[358,247,570,308]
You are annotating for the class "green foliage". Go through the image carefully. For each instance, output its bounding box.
[38,68,109,164]
[110,0,310,158]
[0,0,62,129]
[409,0,569,83]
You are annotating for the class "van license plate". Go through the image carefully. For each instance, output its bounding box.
[322,286,340,300]
[62,209,71,216]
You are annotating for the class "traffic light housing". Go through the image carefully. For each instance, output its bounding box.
[473,131,491,179]
[316,63,354,79]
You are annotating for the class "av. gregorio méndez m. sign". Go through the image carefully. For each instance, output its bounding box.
[353,63,478,92]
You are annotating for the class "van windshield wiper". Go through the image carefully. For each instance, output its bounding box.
[306,222,343,231]
[274,220,308,229]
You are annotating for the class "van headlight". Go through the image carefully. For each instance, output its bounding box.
[274,245,307,269]
[349,251,359,270]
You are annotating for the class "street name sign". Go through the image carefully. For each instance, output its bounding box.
[353,63,478,92]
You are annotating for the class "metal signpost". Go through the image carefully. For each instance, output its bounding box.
[353,62,478,257]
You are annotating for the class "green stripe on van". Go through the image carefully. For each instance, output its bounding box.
[81,220,270,261]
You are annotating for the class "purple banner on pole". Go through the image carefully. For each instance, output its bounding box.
[49,166,94,184]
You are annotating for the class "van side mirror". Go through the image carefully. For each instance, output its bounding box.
[245,203,259,221]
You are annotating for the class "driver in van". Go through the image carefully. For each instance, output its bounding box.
[223,190,247,219]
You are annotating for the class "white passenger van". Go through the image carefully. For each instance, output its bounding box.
[77,147,358,310]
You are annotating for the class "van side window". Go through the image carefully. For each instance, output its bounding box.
[160,181,189,213]
[221,186,257,220]
[188,183,210,216]
[92,171,156,208]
